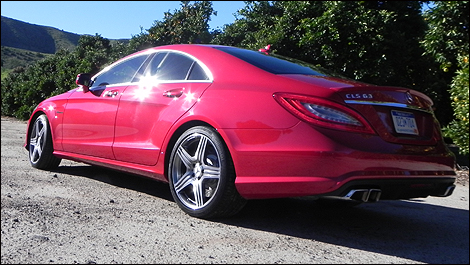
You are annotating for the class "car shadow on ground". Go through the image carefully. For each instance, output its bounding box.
[226,197,469,264]
[53,164,469,264]
[53,164,174,202]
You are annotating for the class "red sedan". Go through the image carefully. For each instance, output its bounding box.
[25,44,456,218]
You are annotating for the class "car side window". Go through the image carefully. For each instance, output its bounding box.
[187,62,209,80]
[92,54,149,87]
[146,52,169,77]
[147,52,208,81]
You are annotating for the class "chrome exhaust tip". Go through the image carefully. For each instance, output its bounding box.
[440,185,456,197]
[368,189,382,202]
[344,189,368,202]
[344,189,382,202]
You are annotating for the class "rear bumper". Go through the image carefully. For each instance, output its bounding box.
[220,123,456,200]
[234,174,456,199]
[320,177,456,200]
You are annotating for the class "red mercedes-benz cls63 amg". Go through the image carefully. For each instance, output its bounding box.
[25,44,456,218]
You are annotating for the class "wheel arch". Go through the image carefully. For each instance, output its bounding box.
[25,111,47,151]
[163,120,235,182]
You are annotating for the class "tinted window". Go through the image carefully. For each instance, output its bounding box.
[146,52,168,77]
[142,52,209,81]
[152,52,194,80]
[188,62,209,80]
[92,54,148,86]
[215,47,326,76]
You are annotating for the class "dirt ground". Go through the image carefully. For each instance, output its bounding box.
[1,116,469,264]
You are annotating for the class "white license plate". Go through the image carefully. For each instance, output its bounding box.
[391,110,419,135]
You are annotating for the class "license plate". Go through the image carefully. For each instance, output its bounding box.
[391,110,419,135]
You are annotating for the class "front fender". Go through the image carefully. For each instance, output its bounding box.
[25,90,75,152]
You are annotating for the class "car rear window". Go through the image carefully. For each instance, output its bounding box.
[214,47,327,76]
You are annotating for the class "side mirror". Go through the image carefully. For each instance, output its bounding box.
[76,73,92,93]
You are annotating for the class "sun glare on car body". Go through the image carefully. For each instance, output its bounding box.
[133,75,157,101]
[184,91,196,103]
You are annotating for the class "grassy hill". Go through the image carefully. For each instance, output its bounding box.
[1,16,81,79]
[1,46,52,79]
[1,16,129,80]
[1,16,80,54]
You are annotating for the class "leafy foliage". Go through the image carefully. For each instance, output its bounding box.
[212,1,451,124]
[1,0,468,154]
[128,1,216,52]
[442,54,469,154]
[1,46,50,70]
[422,1,469,154]
[422,1,469,73]
[1,35,120,119]
[1,1,216,120]
[211,1,285,49]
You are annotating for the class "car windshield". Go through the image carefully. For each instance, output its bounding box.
[215,46,337,77]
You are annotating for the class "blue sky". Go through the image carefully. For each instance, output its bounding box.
[1,1,246,39]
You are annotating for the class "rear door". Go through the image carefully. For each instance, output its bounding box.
[112,51,213,165]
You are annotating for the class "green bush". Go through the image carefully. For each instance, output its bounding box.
[1,35,120,120]
[443,54,469,154]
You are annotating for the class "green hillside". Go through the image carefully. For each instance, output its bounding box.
[1,16,129,80]
[1,46,51,69]
[1,16,80,54]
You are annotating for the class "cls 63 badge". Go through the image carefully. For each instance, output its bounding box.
[345,93,373,99]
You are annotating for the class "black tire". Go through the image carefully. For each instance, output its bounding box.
[28,114,61,170]
[168,126,246,219]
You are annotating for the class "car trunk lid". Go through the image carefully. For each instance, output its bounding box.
[280,74,440,145]
[334,86,439,145]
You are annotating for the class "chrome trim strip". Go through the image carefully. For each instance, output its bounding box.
[344,100,432,113]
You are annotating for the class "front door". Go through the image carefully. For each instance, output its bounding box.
[61,85,125,159]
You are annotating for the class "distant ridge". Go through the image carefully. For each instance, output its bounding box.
[1,16,80,54]
[1,16,130,74]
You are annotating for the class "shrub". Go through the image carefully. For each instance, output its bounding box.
[443,54,469,154]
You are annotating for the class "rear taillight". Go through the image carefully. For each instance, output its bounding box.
[273,93,376,134]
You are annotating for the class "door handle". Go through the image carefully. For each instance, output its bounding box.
[163,88,184,98]
[105,90,119,97]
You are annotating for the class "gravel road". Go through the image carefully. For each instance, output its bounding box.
[1,116,469,264]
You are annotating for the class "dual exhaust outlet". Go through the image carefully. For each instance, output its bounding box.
[344,189,382,202]
[341,184,456,202]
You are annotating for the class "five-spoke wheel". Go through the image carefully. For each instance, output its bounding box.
[168,126,246,219]
[28,114,61,169]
